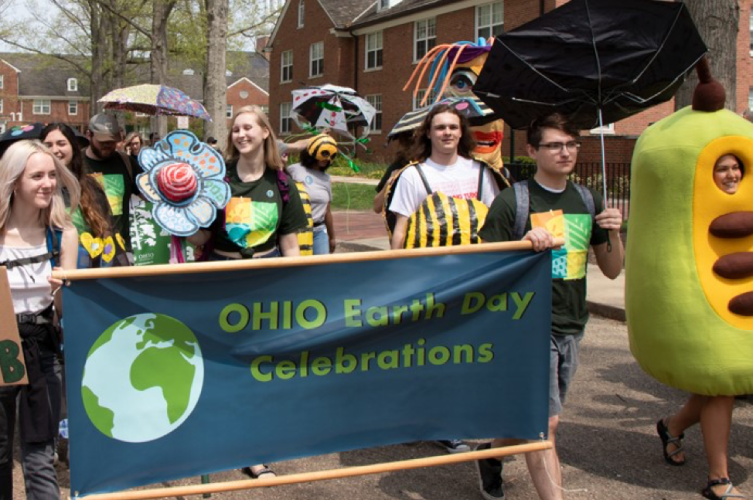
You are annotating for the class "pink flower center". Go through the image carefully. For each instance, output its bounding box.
[158,163,198,202]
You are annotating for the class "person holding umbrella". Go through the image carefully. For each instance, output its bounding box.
[477,112,624,500]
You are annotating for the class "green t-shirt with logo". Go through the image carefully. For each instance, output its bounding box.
[213,160,308,258]
[479,179,607,335]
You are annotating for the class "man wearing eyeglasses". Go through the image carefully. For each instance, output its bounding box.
[475,112,624,500]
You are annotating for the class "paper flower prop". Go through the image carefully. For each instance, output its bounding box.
[137,131,230,237]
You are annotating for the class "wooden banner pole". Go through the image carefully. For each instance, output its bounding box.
[53,239,565,282]
[76,441,552,500]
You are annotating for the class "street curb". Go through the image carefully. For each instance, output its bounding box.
[337,241,384,253]
[587,301,626,322]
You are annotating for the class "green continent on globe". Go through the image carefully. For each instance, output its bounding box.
[81,385,115,437]
[131,315,198,424]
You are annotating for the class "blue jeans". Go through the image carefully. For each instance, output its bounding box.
[313,226,330,255]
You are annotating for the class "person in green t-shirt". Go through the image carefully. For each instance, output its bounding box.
[474,113,624,500]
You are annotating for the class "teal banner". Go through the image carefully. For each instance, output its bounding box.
[63,249,552,496]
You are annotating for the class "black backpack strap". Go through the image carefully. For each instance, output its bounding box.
[414,163,432,195]
[512,180,530,240]
[476,162,485,201]
[572,183,596,220]
[0,227,60,269]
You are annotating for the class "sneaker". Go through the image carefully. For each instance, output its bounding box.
[475,442,504,499]
[436,439,470,453]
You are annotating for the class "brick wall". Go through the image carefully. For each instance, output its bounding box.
[0,60,21,129]
[268,0,354,139]
[226,78,269,127]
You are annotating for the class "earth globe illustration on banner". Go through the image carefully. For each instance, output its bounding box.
[81,313,204,443]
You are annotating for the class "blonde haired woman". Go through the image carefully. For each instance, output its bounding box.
[0,140,79,500]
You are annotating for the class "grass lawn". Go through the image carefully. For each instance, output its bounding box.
[331,182,376,211]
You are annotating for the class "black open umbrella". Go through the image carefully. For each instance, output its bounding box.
[474,0,707,198]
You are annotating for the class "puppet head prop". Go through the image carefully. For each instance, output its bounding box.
[403,38,504,171]
[626,57,753,396]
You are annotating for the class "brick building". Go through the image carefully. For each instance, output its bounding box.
[0,54,91,133]
[266,0,753,164]
[0,50,270,135]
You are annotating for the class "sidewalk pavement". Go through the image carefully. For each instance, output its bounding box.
[333,209,626,321]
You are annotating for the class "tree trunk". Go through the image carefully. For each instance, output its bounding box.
[674,0,740,111]
[203,0,229,149]
[89,0,108,116]
[151,0,176,136]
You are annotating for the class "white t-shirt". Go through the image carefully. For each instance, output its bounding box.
[0,243,53,315]
[287,163,332,224]
[388,157,499,217]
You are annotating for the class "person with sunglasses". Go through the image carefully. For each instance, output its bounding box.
[476,112,624,500]
[286,135,338,254]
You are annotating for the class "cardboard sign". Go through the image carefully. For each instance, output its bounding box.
[0,266,28,386]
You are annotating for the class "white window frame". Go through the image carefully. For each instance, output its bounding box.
[475,2,504,41]
[67,78,78,91]
[366,94,382,133]
[0,75,4,89]
[309,41,324,78]
[413,88,437,110]
[33,99,51,115]
[414,18,436,62]
[281,50,293,83]
[589,123,615,135]
[365,32,383,70]
[297,0,304,28]
[68,100,77,115]
[226,105,233,118]
[0,99,3,114]
[280,102,292,135]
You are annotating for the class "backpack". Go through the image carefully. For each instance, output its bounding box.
[511,180,596,240]
[0,226,62,270]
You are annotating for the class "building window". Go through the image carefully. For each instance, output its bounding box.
[310,42,324,78]
[281,50,293,83]
[365,32,383,70]
[33,99,51,115]
[68,101,77,115]
[366,94,382,133]
[748,87,753,110]
[298,0,304,28]
[414,18,436,62]
[414,88,437,110]
[0,99,3,114]
[378,0,389,11]
[476,2,504,40]
[0,75,4,89]
[280,102,292,134]
[226,105,233,118]
[589,123,615,135]
[66,78,78,92]
[260,105,269,115]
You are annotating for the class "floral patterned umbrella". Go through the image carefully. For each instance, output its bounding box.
[99,84,212,121]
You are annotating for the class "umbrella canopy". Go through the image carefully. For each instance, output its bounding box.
[99,84,212,121]
[473,0,707,130]
[291,84,375,141]
[388,96,495,138]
